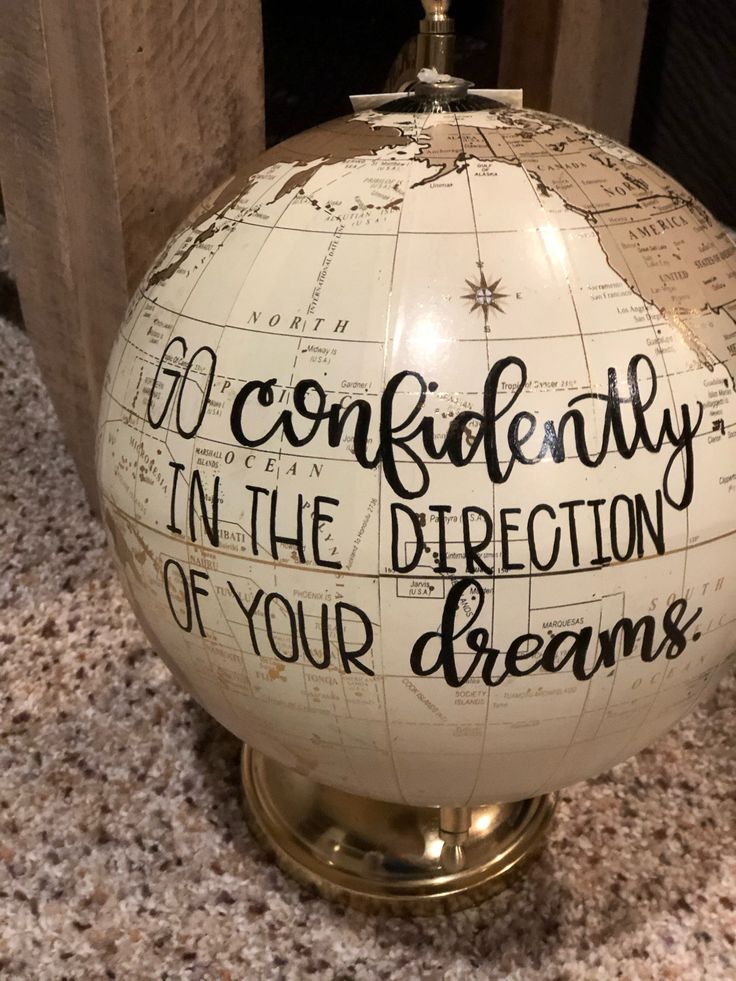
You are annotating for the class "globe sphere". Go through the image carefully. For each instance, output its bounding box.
[97,93,736,806]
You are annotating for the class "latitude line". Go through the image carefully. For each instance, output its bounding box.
[101,494,736,582]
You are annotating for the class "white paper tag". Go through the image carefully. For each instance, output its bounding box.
[350,89,523,112]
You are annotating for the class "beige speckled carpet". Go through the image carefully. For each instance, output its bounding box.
[1,272,735,978]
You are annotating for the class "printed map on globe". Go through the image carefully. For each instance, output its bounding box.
[98,98,736,805]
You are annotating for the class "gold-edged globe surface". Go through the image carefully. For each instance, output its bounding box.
[98,96,736,808]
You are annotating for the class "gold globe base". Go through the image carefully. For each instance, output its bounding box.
[240,748,556,914]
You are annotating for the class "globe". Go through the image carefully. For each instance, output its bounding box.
[97,81,736,813]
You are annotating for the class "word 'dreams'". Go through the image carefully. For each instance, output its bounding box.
[411,577,702,688]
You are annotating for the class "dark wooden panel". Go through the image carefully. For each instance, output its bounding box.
[497,0,562,111]
[0,0,264,506]
[499,0,649,142]
[632,0,736,225]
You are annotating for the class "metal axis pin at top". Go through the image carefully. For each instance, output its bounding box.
[417,0,455,75]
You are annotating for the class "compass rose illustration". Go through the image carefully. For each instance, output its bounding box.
[462,263,509,329]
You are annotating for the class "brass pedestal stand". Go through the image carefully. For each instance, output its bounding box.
[241,748,556,914]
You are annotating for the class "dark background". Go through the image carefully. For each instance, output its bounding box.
[263,0,736,226]
[262,1,503,144]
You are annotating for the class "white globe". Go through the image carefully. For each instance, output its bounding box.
[98,94,736,806]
